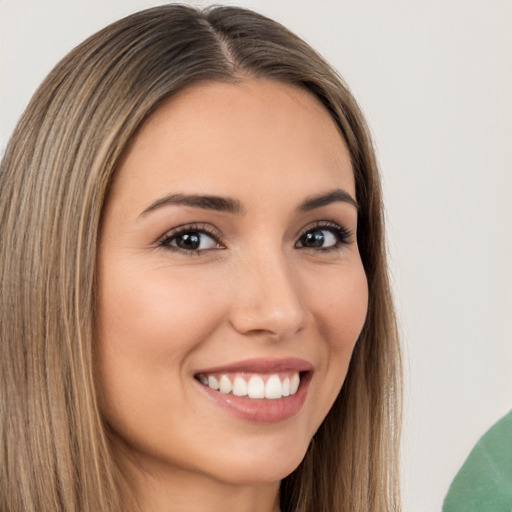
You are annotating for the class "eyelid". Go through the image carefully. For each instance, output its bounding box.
[157,222,224,250]
[155,219,353,255]
[295,220,353,248]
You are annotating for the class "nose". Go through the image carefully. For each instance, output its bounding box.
[228,250,309,340]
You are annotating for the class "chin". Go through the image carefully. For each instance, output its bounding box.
[205,433,311,486]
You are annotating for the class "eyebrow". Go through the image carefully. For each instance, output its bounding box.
[298,188,359,212]
[139,188,358,218]
[140,194,245,217]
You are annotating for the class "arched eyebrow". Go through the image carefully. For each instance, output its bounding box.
[139,188,358,218]
[139,194,245,217]
[298,188,359,212]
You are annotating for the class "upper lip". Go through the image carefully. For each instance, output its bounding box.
[194,357,314,375]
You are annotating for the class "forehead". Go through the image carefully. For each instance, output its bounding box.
[110,78,354,212]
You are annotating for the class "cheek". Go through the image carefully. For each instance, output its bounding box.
[94,265,232,420]
[314,263,368,349]
[305,262,368,411]
[97,266,228,359]
[94,263,234,451]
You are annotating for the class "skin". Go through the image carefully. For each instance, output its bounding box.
[96,78,368,512]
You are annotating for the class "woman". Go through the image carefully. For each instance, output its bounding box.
[0,5,401,512]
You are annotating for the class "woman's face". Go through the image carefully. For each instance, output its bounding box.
[97,79,368,489]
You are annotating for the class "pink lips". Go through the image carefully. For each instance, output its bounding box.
[195,357,313,375]
[194,357,313,424]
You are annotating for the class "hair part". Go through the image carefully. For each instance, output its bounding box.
[0,5,401,511]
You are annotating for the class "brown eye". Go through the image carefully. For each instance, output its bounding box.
[297,229,336,248]
[174,232,203,250]
[299,229,332,248]
[160,229,221,252]
[296,223,351,250]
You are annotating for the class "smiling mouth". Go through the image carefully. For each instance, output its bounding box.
[193,358,313,422]
[195,371,303,400]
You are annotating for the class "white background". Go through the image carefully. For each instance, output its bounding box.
[1,1,511,510]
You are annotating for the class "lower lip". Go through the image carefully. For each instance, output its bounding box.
[196,373,311,424]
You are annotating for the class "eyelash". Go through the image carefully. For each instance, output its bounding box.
[157,221,353,255]
[158,223,222,255]
[296,221,353,252]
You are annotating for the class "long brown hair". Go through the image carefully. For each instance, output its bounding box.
[0,5,401,511]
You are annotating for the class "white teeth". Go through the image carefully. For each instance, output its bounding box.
[247,375,265,398]
[265,375,283,399]
[208,375,219,390]
[219,375,232,394]
[282,377,290,397]
[290,373,300,395]
[198,371,302,399]
[232,376,248,396]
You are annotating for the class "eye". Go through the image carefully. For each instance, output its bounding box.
[158,224,223,254]
[295,222,351,251]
